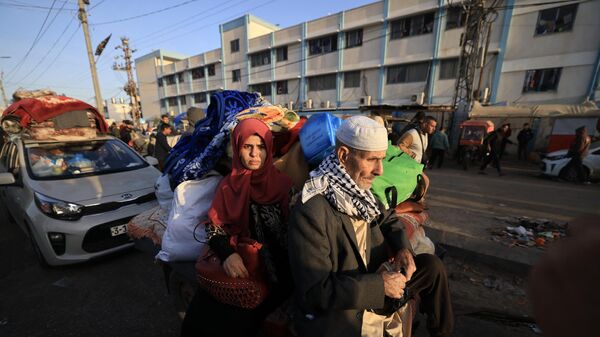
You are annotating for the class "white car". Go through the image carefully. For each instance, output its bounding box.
[0,136,161,266]
[540,141,600,181]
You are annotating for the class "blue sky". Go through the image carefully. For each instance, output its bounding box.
[0,0,374,105]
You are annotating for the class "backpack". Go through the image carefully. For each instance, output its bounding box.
[371,142,425,209]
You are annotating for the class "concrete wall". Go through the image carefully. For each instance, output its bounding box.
[135,56,162,121]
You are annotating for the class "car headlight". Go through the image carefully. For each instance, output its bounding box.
[34,192,84,221]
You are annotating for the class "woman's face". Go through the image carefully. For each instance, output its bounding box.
[239,135,267,170]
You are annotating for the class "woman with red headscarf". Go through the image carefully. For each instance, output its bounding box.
[181,118,295,337]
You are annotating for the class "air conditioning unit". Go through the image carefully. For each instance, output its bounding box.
[410,92,425,105]
[303,98,313,109]
[359,95,372,106]
[320,101,331,108]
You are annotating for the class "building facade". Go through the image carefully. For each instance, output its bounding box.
[135,0,600,120]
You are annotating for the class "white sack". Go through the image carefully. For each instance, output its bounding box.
[155,174,174,212]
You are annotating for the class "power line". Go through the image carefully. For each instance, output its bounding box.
[5,0,58,81]
[132,0,242,45]
[13,2,76,84]
[133,0,277,50]
[89,0,107,11]
[27,23,81,87]
[91,0,201,25]
[0,1,75,11]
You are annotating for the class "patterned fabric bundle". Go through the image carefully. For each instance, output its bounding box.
[163,91,264,186]
[302,153,381,224]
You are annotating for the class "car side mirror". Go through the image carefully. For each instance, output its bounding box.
[0,172,16,185]
[145,156,159,166]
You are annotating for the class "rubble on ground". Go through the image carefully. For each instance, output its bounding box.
[489,216,567,249]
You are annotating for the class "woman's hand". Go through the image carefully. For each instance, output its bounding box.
[223,253,249,278]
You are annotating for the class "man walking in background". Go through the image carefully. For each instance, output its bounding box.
[428,127,449,169]
[517,123,534,160]
[154,124,172,171]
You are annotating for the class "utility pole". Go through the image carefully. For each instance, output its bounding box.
[450,0,500,144]
[113,37,141,126]
[0,71,9,108]
[77,0,104,114]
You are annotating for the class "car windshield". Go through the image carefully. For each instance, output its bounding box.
[461,126,485,141]
[26,139,147,179]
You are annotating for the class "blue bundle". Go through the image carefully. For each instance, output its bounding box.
[163,90,264,186]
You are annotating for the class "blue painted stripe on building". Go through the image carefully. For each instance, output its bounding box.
[377,0,389,104]
[427,0,445,104]
[219,24,227,90]
[203,53,210,104]
[587,48,600,101]
[299,22,307,106]
[337,11,345,106]
[490,0,514,103]
[270,32,277,102]
[245,15,251,86]
[174,62,182,114]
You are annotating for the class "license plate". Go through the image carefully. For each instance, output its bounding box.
[110,224,127,237]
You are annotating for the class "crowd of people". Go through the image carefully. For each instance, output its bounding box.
[179,116,453,337]
[138,106,594,337]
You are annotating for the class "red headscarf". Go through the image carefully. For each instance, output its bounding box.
[208,118,294,236]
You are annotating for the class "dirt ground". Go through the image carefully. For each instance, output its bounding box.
[412,255,539,337]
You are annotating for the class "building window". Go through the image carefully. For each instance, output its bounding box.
[446,6,467,30]
[192,67,205,79]
[177,72,185,83]
[250,50,271,67]
[344,71,361,88]
[207,64,216,76]
[276,46,288,62]
[194,93,207,103]
[165,75,176,85]
[276,80,288,94]
[346,29,363,48]
[230,39,240,53]
[523,68,562,92]
[535,4,577,35]
[160,99,166,108]
[249,83,272,96]
[232,69,241,82]
[387,62,430,84]
[158,78,163,87]
[180,95,187,105]
[308,74,337,91]
[390,12,435,39]
[167,97,178,106]
[309,35,338,55]
[439,58,459,80]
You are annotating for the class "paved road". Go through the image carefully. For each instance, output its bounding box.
[0,215,180,337]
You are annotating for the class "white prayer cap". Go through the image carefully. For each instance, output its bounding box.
[336,115,388,152]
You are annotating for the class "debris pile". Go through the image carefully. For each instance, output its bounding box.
[489,216,567,249]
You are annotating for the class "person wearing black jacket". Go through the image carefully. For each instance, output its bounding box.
[479,124,509,176]
[154,124,172,171]
[517,123,534,160]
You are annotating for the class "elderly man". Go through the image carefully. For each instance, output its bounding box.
[289,116,453,337]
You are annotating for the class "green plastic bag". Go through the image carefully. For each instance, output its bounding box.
[371,142,424,209]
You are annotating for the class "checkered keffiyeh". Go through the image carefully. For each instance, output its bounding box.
[302,153,381,223]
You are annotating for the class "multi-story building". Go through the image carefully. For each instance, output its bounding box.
[135,0,600,121]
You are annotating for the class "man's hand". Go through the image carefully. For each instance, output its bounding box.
[393,249,416,281]
[223,253,249,278]
[382,271,407,299]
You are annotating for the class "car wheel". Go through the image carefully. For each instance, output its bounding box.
[169,270,197,320]
[25,224,49,268]
[559,165,590,182]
